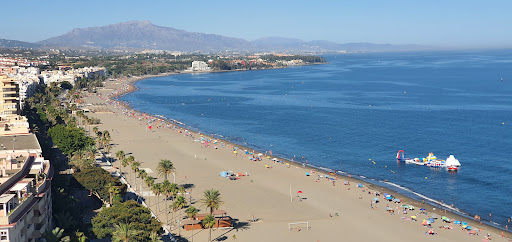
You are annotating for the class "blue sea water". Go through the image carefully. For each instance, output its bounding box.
[120,50,512,227]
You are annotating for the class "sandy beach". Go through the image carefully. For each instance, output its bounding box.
[83,76,511,242]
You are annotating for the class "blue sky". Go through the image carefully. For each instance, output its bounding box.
[1,0,511,48]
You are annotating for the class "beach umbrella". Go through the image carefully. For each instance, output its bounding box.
[297,191,303,194]
[357,183,363,187]
[420,208,426,211]
[428,218,435,223]
[393,198,401,203]
[461,222,468,226]
[441,216,448,220]
[466,226,472,230]
[411,215,417,220]
[373,197,379,201]
[453,221,461,224]
[305,172,310,176]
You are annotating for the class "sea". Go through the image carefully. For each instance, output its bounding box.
[120,50,512,228]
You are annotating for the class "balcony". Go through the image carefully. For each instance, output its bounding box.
[0,194,35,224]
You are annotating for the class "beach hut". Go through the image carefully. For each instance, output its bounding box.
[182,219,202,231]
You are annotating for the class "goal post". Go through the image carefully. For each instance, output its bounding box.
[288,222,309,231]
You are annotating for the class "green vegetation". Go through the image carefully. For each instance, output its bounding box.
[73,167,127,202]
[157,159,175,181]
[201,189,224,215]
[91,200,162,241]
[48,124,94,155]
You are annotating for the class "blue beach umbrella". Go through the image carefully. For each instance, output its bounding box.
[420,208,426,211]
[461,222,468,226]
[466,226,472,230]
[453,221,461,224]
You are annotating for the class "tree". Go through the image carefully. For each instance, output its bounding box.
[48,124,94,155]
[93,126,99,136]
[186,206,198,219]
[145,176,155,206]
[92,200,162,241]
[151,183,162,214]
[186,206,198,242]
[73,167,126,202]
[53,211,76,231]
[42,227,70,242]
[149,231,163,242]
[201,189,223,216]
[106,183,121,205]
[112,223,137,242]
[202,214,216,242]
[157,159,175,181]
[161,180,177,225]
[131,161,140,191]
[173,195,187,211]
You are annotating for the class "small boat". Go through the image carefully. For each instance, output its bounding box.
[447,166,458,172]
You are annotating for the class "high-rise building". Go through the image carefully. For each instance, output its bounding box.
[0,76,20,117]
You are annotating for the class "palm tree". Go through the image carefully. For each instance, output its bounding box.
[53,211,75,231]
[157,159,175,181]
[202,214,216,242]
[186,206,198,242]
[42,227,70,242]
[93,126,99,135]
[116,150,126,174]
[112,223,137,242]
[138,169,147,195]
[106,183,120,205]
[186,206,198,219]
[121,158,130,177]
[161,180,174,225]
[201,189,223,216]
[149,231,162,242]
[145,176,155,206]
[126,155,135,181]
[173,195,187,211]
[131,161,141,191]
[151,183,162,214]
[115,150,126,162]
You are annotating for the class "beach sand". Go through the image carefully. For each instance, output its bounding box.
[82,77,511,242]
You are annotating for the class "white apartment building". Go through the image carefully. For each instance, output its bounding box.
[191,61,210,71]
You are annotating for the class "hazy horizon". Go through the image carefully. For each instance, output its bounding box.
[1,0,511,49]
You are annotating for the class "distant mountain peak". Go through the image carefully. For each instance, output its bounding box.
[30,21,437,52]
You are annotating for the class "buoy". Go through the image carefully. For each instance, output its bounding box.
[385,165,387,168]
[369,105,372,107]
[502,122,505,125]
[369,159,371,161]
[425,177,428,179]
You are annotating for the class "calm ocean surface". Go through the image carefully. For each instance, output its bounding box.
[120,50,512,227]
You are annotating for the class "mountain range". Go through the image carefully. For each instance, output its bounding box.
[1,21,434,52]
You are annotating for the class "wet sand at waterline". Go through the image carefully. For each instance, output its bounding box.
[82,78,510,242]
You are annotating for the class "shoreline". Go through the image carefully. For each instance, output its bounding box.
[94,71,511,240]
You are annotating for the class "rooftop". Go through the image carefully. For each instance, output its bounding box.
[0,134,40,152]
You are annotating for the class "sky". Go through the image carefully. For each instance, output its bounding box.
[1,0,511,49]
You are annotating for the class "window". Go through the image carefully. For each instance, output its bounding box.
[0,230,7,241]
